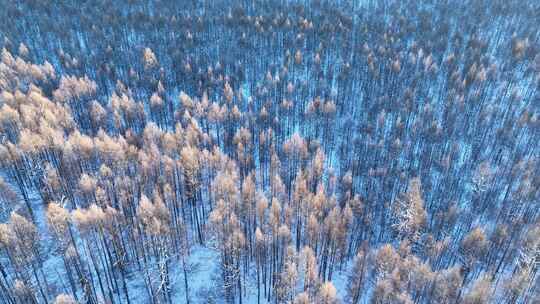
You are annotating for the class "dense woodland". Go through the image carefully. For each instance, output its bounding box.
[0,0,540,303]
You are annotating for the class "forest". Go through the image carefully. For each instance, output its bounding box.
[0,0,539,303]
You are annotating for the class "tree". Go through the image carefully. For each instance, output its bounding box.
[143,48,159,70]
[137,193,173,304]
[275,246,298,304]
[300,246,319,299]
[462,275,492,304]
[346,247,367,304]
[46,202,79,299]
[0,177,17,220]
[317,282,339,304]
[460,227,488,279]
[54,294,77,304]
[13,279,37,304]
[374,244,400,280]
[391,178,427,242]
[294,292,310,304]
[4,212,48,304]
[432,267,462,303]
